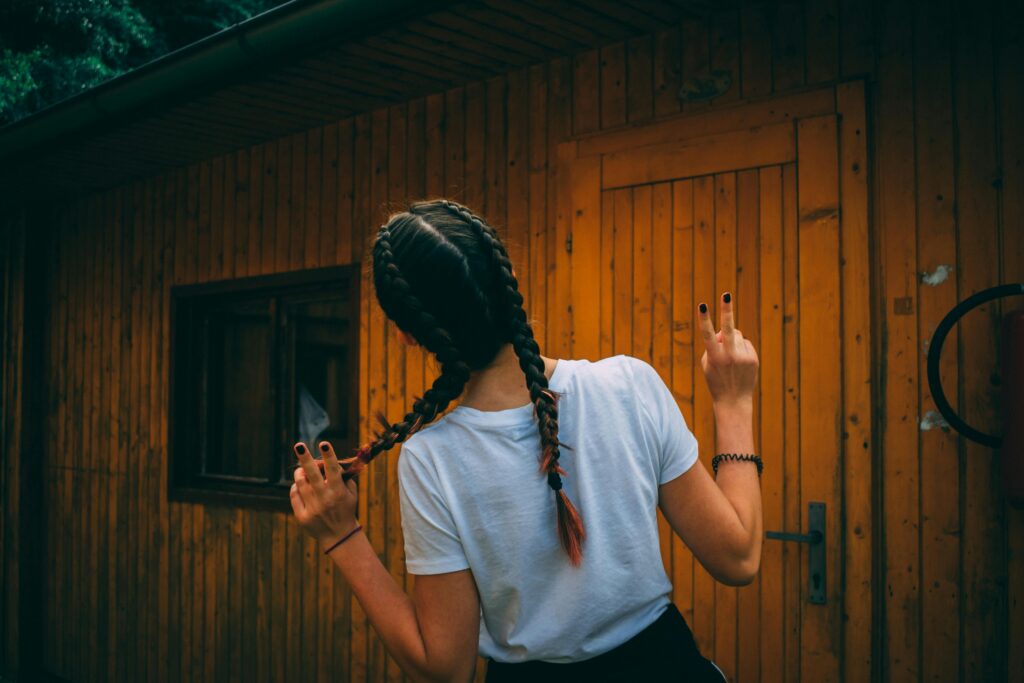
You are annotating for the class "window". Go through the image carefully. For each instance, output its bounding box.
[169,266,359,509]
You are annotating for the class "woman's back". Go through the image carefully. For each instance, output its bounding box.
[399,354,698,663]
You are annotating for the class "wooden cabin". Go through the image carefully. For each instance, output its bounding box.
[1,0,1021,680]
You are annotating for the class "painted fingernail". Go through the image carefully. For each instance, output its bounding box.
[295,444,305,454]
[699,303,708,314]
[723,292,731,303]
[320,443,330,452]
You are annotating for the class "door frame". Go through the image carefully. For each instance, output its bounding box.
[553,82,873,682]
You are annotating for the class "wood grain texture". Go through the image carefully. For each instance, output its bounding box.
[5,6,1021,682]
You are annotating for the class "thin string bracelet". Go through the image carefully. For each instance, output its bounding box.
[323,524,363,555]
[711,453,763,477]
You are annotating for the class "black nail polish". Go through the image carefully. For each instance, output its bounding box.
[699,303,708,314]
[723,292,731,303]
[295,444,305,454]
[320,443,330,452]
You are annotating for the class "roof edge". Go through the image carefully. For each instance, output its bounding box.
[0,0,452,163]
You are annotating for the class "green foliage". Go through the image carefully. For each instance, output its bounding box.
[0,0,283,126]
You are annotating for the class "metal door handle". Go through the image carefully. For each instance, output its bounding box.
[765,502,826,604]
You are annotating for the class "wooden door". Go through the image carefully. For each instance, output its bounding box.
[554,84,872,682]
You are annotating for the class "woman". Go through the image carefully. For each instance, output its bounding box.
[289,199,761,682]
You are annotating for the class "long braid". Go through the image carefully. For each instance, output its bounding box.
[344,227,472,476]
[439,199,586,565]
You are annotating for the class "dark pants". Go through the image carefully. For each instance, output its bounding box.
[484,603,727,682]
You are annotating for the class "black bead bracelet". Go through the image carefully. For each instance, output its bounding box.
[712,453,763,477]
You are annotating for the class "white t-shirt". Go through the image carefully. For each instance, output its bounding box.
[396,354,699,663]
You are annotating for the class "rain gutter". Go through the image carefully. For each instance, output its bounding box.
[0,0,452,163]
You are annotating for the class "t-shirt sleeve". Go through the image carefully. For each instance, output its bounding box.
[626,356,700,484]
[397,444,471,575]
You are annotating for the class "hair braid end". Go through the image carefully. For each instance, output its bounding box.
[556,490,585,566]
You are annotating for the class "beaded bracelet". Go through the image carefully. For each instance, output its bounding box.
[712,453,763,477]
[323,524,363,555]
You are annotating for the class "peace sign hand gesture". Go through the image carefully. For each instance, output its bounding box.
[290,441,361,550]
[698,292,760,410]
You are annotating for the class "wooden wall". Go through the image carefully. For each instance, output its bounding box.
[1,0,1022,681]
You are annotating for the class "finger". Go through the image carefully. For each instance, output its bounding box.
[319,441,344,490]
[294,443,323,489]
[289,482,306,514]
[720,292,735,338]
[294,466,317,503]
[697,302,719,354]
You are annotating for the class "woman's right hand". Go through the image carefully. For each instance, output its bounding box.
[290,441,361,552]
[698,292,759,410]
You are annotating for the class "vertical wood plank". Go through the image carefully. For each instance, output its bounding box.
[574,49,600,135]
[771,1,805,92]
[368,106,390,683]
[486,76,507,234]
[385,102,407,683]
[712,173,738,680]
[306,126,323,268]
[999,3,1024,678]
[91,190,106,682]
[506,69,530,311]
[335,119,354,266]
[611,187,633,357]
[741,2,773,99]
[651,182,673,582]
[653,26,682,119]
[836,81,874,683]
[780,162,800,682]
[758,166,785,683]
[527,64,548,346]
[735,168,761,683]
[234,147,250,278]
[350,111,372,683]
[954,3,1005,678]
[552,141,574,361]
[464,82,485,214]
[627,35,654,124]
[632,184,653,365]
[839,0,874,77]
[876,1,919,678]
[275,136,292,273]
[913,4,961,681]
[691,175,716,657]
[142,177,158,682]
[710,10,741,105]
[796,115,842,682]
[681,17,711,115]
[546,58,572,355]
[804,0,839,83]
[445,88,466,201]
[290,130,307,270]
[568,154,601,361]
[669,179,696,628]
[599,190,614,360]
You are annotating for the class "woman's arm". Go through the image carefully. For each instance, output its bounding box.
[290,442,480,683]
[658,293,763,586]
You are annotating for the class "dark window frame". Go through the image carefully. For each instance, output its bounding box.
[168,265,360,511]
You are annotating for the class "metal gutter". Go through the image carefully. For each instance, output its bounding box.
[0,0,452,162]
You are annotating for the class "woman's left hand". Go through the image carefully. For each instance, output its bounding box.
[289,441,360,550]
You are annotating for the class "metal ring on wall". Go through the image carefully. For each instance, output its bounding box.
[926,283,1024,448]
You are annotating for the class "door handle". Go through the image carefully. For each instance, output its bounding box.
[765,502,826,605]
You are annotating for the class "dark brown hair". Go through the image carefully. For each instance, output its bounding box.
[342,198,585,565]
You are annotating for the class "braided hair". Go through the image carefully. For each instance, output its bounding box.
[344,198,586,565]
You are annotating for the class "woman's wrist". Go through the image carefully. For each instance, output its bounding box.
[712,396,753,418]
[713,399,755,454]
[319,521,362,553]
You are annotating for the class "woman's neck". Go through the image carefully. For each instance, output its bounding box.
[458,343,558,411]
